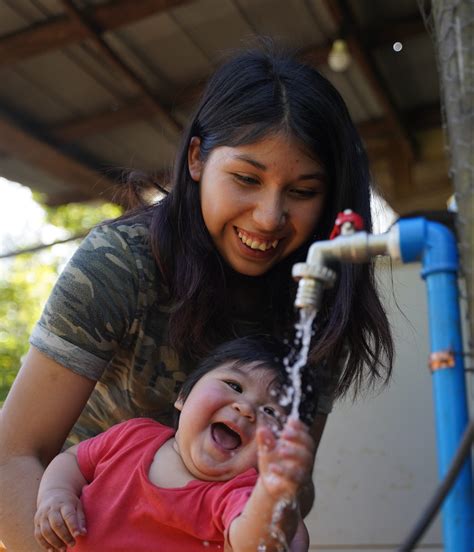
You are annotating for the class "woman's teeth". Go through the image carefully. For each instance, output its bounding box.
[237,230,279,251]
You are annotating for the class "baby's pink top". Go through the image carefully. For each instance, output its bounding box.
[72,418,257,551]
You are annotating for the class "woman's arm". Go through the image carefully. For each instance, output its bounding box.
[0,347,95,552]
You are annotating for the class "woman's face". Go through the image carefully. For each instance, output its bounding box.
[188,132,327,277]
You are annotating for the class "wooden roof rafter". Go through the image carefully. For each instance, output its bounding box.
[41,41,334,144]
[49,93,441,143]
[0,0,192,67]
[0,111,120,204]
[58,0,182,137]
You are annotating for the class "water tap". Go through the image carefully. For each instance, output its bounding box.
[293,211,400,309]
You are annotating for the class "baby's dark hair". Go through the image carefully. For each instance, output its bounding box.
[173,335,318,428]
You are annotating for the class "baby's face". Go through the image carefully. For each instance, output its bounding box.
[173,361,286,481]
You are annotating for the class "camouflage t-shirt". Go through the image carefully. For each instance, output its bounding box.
[31,219,335,446]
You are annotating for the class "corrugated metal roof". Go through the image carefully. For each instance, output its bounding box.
[0,0,448,213]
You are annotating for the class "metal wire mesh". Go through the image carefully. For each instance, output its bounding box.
[419,0,474,351]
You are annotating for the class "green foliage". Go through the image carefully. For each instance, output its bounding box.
[0,254,59,400]
[0,199,122,402]
[43,201,122,234]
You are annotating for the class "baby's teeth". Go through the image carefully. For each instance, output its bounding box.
[272,240,278,249]
[258,242,267,251]
[250,240,259,249]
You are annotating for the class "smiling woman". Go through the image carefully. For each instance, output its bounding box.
[0,46,393,552]
[188,132,327,277]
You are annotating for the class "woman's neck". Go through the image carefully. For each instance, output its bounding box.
[225,266,269,317]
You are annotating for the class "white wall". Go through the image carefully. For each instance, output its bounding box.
[305,261,466,551]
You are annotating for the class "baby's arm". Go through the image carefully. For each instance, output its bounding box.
[34,444,87,551]
[226,418,315,552]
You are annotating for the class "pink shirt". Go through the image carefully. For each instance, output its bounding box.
[72,418,257,551]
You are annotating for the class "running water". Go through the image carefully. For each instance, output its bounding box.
[261,306,317,551]
[281,306,317,419]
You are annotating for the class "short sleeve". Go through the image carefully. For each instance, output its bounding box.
[30,224,140,381]
[76,418,163,481]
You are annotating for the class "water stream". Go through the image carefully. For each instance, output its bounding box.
[281,306,317,420]
[258,306,317,551]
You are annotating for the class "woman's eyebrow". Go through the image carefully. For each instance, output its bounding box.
[231,154,326,182]
[298,171,326,182]
[232,154,266,171]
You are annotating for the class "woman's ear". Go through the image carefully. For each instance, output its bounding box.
[188,136,202,182]
[174,395,184,411]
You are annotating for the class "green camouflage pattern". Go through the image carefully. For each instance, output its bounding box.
[31,218,335,448]
[31,219,192,447]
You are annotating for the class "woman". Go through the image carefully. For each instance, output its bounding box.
[0,46,393,551]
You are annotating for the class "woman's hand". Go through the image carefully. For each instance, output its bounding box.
[257,417,316,501]
[34,490,86,551]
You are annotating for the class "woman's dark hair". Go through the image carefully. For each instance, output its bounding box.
[129,44,393,401]
[173,335,318,428]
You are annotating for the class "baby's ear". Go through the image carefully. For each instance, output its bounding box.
[188,136,203,182]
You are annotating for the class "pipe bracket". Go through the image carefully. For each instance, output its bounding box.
[429,349,456,372]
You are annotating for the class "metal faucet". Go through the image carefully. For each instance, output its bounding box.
[292,211,400,309]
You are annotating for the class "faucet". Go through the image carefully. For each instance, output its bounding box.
[292,211,400,309]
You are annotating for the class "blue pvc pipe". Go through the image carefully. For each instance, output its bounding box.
[398,217,474,551]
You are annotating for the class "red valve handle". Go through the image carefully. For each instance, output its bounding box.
[329,210,365,240]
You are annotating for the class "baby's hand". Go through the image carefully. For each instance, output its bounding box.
[34,490,86,551]
[257,417,315,500]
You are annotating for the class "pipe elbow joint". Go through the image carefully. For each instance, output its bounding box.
[398,218,458,278]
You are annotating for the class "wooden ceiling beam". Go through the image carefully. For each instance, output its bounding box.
[0,0,192,66]
[51,99,151,142]
[322,0,417,162]
[0,113,120,203]
[50,96,441,147]
[59,0,182,135]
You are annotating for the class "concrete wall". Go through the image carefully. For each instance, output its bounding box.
[305,261,471,551]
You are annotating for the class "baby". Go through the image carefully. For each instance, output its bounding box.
[34,335,316,551]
